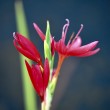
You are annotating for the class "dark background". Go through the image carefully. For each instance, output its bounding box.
[0,0,110,110]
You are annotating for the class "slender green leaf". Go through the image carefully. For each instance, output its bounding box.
[14,1,38,110]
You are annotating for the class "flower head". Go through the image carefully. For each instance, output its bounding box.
[53,19,100,77]
[25,58,50,101]
[13,32,42,66]
[54,19,100,58]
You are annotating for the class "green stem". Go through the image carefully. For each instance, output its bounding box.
[41,101,45,110]
[45,54,65,110]
[54,54,65,77]
[44,77,58,110]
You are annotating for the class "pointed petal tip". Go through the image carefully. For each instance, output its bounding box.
[33,23,39,29]
[13,32,15,36]
[95,40,99,43]
[78,48,100,57]
[25,60,29,68]
[33,22,36,27]
[13,32,21,40]
[13,32,16,39]
[89,47,100,56]
[87,40,99,49]
[93,41,99,45]
[25,59,28,64]
[25,60,31,70]
[96,48,100,52]
[33,22,45,41]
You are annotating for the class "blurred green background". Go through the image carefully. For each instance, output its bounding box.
[0,0,110,110]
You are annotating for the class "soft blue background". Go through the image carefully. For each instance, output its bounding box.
[0,0,110,110]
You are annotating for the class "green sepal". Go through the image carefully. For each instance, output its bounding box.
[44,40,51,61]
[49,77,57,94]
[46,21,51,48]
[44,21,52,61]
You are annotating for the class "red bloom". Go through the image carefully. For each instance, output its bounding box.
[33,20,100,58]
[25,59,50,101]
[53,19,100,77]
[54,19,100,58]
[13,32,42,66]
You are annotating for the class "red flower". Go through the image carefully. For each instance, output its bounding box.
[13,32,42,66]
[25,59,50,101]
[33,20,100,58]
[54,19,100,58]
[53,19,100,77]
[33,20,100,78]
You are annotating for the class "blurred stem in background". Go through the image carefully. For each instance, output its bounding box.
[14,1,38,110]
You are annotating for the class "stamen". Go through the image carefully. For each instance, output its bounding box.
[62,19,70,40]
[67,32,74,45]
[75,24,83,38]
[70,32,75,41]
[65,19,69,24]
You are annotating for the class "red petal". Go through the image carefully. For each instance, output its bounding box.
[54,39,67,54]
[68,41,99,56]
[33,23,45,41]
[76,48,100,57]
[25,60,40,94]
[69,36,82,49]
[13,33,42,63]
[14,33,36,53]
[33,65,44,97]
[25,61,44,98]
[13,40,40,62]
[43,59,50,91]
[15,33,41,56]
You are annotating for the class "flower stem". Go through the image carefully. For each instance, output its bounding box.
[43,54,65,110]
[54,54,65,77]
[41,101,45,110]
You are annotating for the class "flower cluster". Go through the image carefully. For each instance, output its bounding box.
[13,19,100,109]
[33,19,100,77]
[13,32,50,101]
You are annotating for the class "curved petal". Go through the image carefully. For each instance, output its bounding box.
[33,23,45,41]
[25,61,43,97]
[33,65,44,97]
[14,33,36,53]
[14,40,35,60]
[76,48,100,57]
[13,33,42,64]
[69,36,82,49]
[15,33,41,57]
[68,41,99,56]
